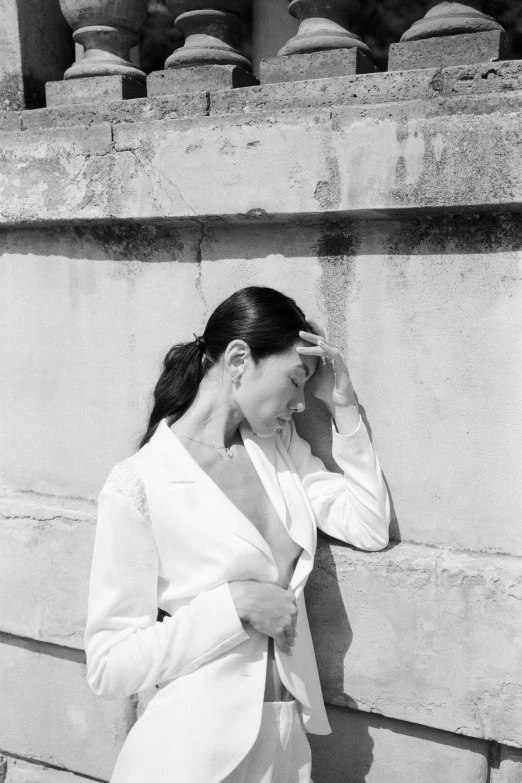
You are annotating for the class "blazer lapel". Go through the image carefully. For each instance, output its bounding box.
[148,420,275,564]
[241,425,316,592]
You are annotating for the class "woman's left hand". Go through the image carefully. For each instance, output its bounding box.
[296,320,357,412]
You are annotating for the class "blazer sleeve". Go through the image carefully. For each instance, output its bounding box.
[283,416,391,551]
[84,482,250,699]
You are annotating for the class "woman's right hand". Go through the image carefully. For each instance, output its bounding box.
[229,581,297,654]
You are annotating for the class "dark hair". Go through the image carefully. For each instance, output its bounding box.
[139,286,309,447]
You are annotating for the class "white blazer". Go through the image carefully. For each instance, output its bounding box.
[84,415,390,783]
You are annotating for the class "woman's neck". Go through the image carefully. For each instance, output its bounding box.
[170,373,243,449]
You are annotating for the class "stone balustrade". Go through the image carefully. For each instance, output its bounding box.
[46,0,149,105]
[1,0,500,105]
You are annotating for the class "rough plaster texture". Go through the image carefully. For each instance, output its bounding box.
[2,757,94,783]
[0,639,130,779]
[309,705,489,783]
[0,494,95,648]
[306,539,522,746]
[2,218,520,554]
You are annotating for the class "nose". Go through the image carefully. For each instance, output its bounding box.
[291,389,306,414]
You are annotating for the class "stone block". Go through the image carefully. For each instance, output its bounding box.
[209,68,441,115]
[148,65,258,97]
[0,493,95,648]
[491,746,522,783]
[0,110,21,131]
[260,48,377,84]
[4,757,95,783]
[0,636,131,780]
[45,75,146,108]
[307,539,522,745]
[389,30,509,71]
[442,59,522,97]
[21,91,209,131]
[309,705,489,783]
[0,0,73,110]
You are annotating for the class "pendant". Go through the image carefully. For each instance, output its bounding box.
[225,447,234,458]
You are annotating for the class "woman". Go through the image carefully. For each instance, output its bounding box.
[84,286,390,783]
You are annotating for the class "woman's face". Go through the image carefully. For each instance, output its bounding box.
[234,342,318,438]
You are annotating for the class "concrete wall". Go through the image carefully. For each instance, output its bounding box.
[0,62,521,782]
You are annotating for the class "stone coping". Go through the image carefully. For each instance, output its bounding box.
[0,60,521,134]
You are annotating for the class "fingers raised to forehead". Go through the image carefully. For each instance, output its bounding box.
[306,318,326,338]
[298,330,324,345]
[296,345,326,356]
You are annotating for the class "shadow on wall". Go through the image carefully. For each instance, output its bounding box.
[296,394,401,782]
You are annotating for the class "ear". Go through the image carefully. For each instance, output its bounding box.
[223,340,250,381]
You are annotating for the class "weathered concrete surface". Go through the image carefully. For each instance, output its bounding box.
[0,217,521,556]
[306,539,522,746]
[0,227,203,499]
[0,493,95,648]
[3,757,95,783]
[46,75,146,107]
[309,704,489,783]
[491,746,522,783]
[260,48,376,84]
[389,30,508,71]
[0,0,73,110]
[0,637,130,779]
[148,65,258,97]
[2,77,522,224]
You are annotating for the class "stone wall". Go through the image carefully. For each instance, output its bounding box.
[0,45,521,783]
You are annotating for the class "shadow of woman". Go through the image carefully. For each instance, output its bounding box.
[295,391,400,781]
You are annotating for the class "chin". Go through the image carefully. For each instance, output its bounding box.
[247,418,281,439]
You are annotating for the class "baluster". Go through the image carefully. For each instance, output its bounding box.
[147,0,258,97]
[46,0,148,107]
[388,1,508,71]
[260,0,375,85]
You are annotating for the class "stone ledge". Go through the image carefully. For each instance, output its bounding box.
[491,746,522,783]
[309,704,489,783]
[4,60,520,136]
[2,101,522,225]
[1,494,521,747]
[307,538,522,746]
[2,756,97,783]
[442,59,522,96]
[20,92,210,132]
[208,68,441,115]
[0,639,130,779]
[0,493,96,649]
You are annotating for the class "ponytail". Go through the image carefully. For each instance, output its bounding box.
[139,340,205,448]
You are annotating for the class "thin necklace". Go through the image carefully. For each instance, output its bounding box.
[176,432,235,459]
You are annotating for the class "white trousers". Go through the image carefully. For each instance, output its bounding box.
[221,701,313,783]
